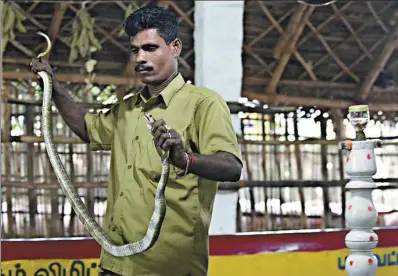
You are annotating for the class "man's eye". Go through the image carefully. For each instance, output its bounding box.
[145,46,157,52]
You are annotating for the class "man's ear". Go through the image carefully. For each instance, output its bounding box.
[171,38,182,57]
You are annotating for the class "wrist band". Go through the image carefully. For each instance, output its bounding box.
[175,152,192,179]
[188,153,194,167]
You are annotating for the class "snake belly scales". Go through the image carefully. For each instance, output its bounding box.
[36,32,169,257]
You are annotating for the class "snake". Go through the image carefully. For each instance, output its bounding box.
[36,31,169,257]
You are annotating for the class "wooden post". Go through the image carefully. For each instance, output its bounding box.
[261,114,270,230]
[2,85,13,235]
[84,84,95,219]
[331,109,346,228]
[320,115,331,228]
[25,105,37,228]
[67,143,76,235]
[294,113,307,228]
[272,115,283,229]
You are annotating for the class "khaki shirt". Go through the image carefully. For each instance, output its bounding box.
[85,74,242,276]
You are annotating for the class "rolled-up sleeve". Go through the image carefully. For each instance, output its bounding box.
[194,95,242,164]
[84,104,118,151]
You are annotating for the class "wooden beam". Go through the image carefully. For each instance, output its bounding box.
[8,1,71,51]
[3,71,143,87]
[367,2,389,34]
[45,2,69,60]
[243,91,398,111]
[68,4,130,53]
[246,77,392,93]
[3,57,123,70]
[248,8,294,48]
[331,4,372,60]
[305,19,360,83]
[257,2,317,80]
[7,69,394,95]
[332,35,388,82]
[273,4,308,59]
[9,40,35,58]
[299,2,393,80]
[360,24,398,100]
[267,5,314,94]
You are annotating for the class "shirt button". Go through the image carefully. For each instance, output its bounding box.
[135,136,139,140]
[120,192,123,196]
[127,165,132,169]
[111,226,117,232]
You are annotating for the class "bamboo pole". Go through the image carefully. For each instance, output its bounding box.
[67,142,77,235]
[3,135,398,147]
[243,91,398,111]
[320,116,331,229]
[335,111,346,228]
[2,180,108,189]
[2,85,13,234]
[261,114,270,230]
[25,105,37,228]
[2,179,397,190]
[360,22,398,99]
[267,5,314,94]
[0,0,3,238]
[294,113,307,228]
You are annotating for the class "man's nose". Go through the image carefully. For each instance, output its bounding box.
[135,49,146,63]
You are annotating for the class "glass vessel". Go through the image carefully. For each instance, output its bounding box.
[348,105,369,140]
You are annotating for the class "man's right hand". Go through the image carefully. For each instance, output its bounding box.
[30,58,54,76]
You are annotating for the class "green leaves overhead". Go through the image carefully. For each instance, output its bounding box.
[66,8,102,64]
[1,1,27,53]
[118,4,137,37]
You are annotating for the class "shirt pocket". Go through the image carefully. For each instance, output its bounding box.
[142,137,164,183]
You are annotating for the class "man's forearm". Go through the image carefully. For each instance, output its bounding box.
[51,75,90,142]
[187,152,242,182]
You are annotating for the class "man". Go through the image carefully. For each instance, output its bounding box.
[31,5,242,276]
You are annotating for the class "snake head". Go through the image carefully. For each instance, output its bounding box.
[143,113,156,131]
[37,31,52,59]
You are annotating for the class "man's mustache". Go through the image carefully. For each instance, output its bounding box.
[135,64,153,72]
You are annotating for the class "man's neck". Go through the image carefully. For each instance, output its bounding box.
[148,72,179,97]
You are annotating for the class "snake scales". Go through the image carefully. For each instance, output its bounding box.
[36,32,169,257]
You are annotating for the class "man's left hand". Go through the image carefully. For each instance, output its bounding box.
[150,119,187,169]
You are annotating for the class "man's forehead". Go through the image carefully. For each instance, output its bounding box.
[129,29,162,46]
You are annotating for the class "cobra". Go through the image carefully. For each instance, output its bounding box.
[36,31,169,257]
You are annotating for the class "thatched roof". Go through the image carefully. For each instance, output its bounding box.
[3,1,398,112]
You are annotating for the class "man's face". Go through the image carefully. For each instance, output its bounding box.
[129,28,180,85]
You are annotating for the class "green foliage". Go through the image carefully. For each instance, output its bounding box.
[65,8,102,64]
[1,2,27,53]
[118,4,137,37]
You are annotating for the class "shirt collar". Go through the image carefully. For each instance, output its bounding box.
[135,73,185,108]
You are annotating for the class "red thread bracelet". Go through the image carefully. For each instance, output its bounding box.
[188,153,195,168]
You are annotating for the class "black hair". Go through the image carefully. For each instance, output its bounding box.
[123,6,180,45]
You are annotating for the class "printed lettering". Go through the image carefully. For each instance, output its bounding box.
[70,260,86,276]
[14,264,26,276]
[0,263,27,276]
[34,268,49,276]
[49,262,67,276]
[337,251,398,270]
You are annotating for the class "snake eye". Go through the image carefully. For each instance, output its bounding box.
[144,113,155,123]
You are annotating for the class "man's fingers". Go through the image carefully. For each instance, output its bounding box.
[151,119,166,133]
[156,129,181,149]
[162,138,179,151]
[157,131,172,147]
[153,125,168,140]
